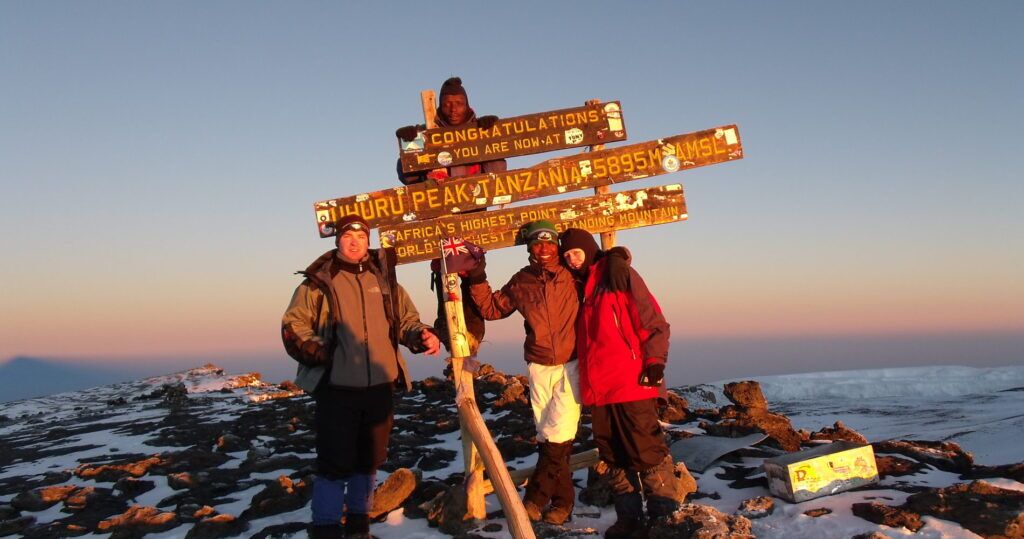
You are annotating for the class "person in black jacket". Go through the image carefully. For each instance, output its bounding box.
[394,76,507,355]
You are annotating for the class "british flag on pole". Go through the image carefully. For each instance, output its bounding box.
[432,237,485,275]
[441,237,469,258]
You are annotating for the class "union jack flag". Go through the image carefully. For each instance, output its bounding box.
[441,237,469,258]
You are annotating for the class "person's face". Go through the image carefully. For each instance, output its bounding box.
[563,248,586,270]
[530,241,559,266]
[440,94,469,125]
[337,229,369,262]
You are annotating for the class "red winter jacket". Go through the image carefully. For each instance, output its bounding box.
[576,258,670,406]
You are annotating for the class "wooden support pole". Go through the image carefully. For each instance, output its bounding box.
[423,90,534,538]
[585,99,616,249]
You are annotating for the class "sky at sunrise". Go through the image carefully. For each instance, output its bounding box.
[2,2,1022,387]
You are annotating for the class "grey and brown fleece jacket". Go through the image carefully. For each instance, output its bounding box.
[281,248,432,393]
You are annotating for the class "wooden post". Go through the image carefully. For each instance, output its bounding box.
[421,90,485,520]
[585,99,616,249]
[423,90,535,538]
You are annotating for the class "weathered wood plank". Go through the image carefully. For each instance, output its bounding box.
[398,101,627,173]
[379,184,687,265]
[314,125,739,237]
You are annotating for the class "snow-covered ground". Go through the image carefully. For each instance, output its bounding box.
[1,364,1021,538]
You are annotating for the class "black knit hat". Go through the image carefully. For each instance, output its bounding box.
[559,228,600,273]
[336,214,370,234]
[439,77,467,99]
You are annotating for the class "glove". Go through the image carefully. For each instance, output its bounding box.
[463,254,487,284]
[395,125,421,142]
[638,363,665,387]
[604,247,631,292]
[300,338,329,366]
[477,115,498,130]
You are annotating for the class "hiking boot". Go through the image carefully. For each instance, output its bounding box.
[522,500,543,522]
[604,517,646,539]
[344,513,371,538]
[542,505,572,525]
[307,524,343,539]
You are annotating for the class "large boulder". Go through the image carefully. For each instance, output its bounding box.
[873,439,974,473]
[723,381,768,410]
[369,468,418,520]
[851,501,924,532]
[808,420,868,444]
[904,480,1024,538]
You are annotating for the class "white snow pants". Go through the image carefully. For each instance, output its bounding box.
[527,360,581,444]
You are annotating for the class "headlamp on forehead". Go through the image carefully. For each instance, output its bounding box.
[532,231,555,242]
[335,214,370,235]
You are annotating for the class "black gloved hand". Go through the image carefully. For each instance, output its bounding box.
[300,338,329,366]
[463,254,487,284]
[638,363,665,387]
[395,125,420,142]
[477,115,498,130]
[604,247,631,292]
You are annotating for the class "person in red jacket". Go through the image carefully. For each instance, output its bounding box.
[559,228,680,538]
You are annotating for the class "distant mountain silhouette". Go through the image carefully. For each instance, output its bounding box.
[0,356,144,403]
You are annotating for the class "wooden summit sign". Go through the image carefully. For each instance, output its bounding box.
[379,184,687,264]
[315,125,741,237]
[398,101,627,173]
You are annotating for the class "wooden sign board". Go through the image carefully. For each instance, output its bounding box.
[315,125,740,236]
[398,101,627,173]
[379,184,687,265]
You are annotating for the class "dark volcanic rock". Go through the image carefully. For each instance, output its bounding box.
[648,503,754,538]
[11,485,78,511]
[873,439,974,473]
[737,496,774,519]
[875,455,926,478]
[249,521,308,539]
[808,420,868,444]
[706,406,802,452]
[401,479,449,520]
[216,433,249,453]
[963,462,1024,484]
[904,480,1024,538]
[425,485,475,536]
[240,475,312,520]
[852,501,924,532]
[579,460,615,507]
[96,505,179,536]
[185,513,249,539]
[0,515,35,536]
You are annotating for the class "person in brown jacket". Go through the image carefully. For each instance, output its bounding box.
[464,220,579,524]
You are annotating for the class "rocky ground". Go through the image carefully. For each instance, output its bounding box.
[1,364,1022,538]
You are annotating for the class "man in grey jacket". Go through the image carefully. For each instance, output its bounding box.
[282,214,440,539]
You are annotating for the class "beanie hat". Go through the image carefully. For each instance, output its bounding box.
[336,214,370,234]
[559,228,600,273]
[524,220,558,247]
[439,76,468,99]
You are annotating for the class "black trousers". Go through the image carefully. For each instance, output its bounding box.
[591,399,668,472]
[314,383,394,478]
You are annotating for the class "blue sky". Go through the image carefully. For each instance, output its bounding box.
[1,2,1021,386]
